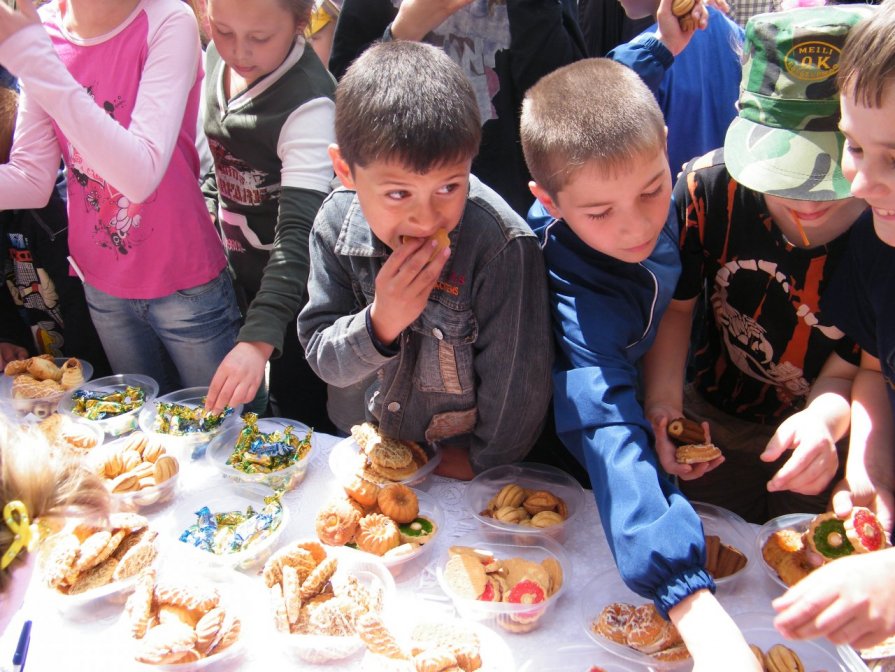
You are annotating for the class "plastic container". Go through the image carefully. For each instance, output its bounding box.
[59,373,158,439]
[755,513,815,592]
[42,416,105,455]
[465,462,586,543]
[205,417,314,492]
[0,357,94,421]
[274,544,396,664]
[838,642,894,671]
[732,610,850,671]
[328,435,442,487]
[164,486,289,574]
[435,530,571,635]
[580,568,692,671]
[138,387,242,460]
[692,501,754,588]
[86,436,180,513]
[345,489,444,578]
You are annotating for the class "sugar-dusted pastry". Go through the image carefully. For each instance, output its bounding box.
[413,645,459,672]
[593,602,636,644]
[315,497,361,546]
[625,604,682,655]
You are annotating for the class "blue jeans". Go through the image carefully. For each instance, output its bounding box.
[84,272,241,395]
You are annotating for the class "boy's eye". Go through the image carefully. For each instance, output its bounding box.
[437,183,460,195]
[386,190,409,200]
[587,211,610,221]
[641,185,663,199]
[214,27,232,38]
[250,35,271,44]
[844,141,863,156]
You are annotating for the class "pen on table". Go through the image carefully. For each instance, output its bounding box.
[12,619,31,672]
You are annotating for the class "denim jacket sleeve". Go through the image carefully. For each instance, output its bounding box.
[298,198,395,387]
[468,235,554,472]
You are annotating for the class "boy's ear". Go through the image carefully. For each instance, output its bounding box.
[328,144,355,189]
[529,181,562,220]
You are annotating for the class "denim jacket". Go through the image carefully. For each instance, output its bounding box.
[298,176,553,472]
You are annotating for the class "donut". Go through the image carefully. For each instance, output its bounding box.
[845,507,889,553]
[354,513,401,556]
[314,498,361,546]
[592,602,634,645]
[807,512,855,560]
[377,484,419,524]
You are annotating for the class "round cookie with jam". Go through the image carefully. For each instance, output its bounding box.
[398,516,437,545]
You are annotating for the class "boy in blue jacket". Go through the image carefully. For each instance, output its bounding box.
[521,58,758,671]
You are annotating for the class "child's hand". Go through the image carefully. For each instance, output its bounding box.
[370,237,450,346]
[391,0,477,41]
[655,0,709,56]
[205,341,274,413]
[0,342,28,370]
[762,410,839,496]
[0,0,40,44]
[648,408,721,480]
[830,477,895,535]
[773,548,895,649]
[433,444,475,481]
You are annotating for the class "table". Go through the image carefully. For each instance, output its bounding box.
[0,431,847,671]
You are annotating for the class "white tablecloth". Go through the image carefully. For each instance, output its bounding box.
[2,431,849,671]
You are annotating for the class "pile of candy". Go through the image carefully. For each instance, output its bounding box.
[72,385,145,420]
[179,493,284,556]
[153,400,234,436]
[226,414,311,474]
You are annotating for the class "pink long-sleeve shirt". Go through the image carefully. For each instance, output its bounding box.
[0,0,226,299]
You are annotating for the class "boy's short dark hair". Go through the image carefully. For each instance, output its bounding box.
[520,58,665,198]
[839,1,895,108]
[335,41,482,173]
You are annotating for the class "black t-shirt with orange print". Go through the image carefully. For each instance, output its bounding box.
[672,149,863,425]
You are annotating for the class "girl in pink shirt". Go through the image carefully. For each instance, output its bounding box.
[0,0,240,393]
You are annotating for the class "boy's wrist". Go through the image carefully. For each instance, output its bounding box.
[365,308,400,357]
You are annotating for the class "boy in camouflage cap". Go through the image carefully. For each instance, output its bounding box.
[644,5,874,523]
[774,2,895,650]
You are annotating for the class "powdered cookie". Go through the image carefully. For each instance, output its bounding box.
[367,436,413,470]
[356,613,408,659]
[195,606,227,654]
[300,556,338,601]
[126,569,157,639]
[135,622,198,665]
[281,564,303,626]
[154,584,221,613]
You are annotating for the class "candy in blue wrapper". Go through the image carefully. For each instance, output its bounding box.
[178,494,284,556]
[72,385,145,420]
[226,413,312,474]
[153,399,234,436]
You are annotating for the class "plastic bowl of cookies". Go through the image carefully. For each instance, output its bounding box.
[163,486,290,575]
[755,513,815,592]
[0,357,94,421]
[580,567,692,670]
[328,434,442,487]
[205,417,314,492]
[435,530,570,635]
[33,414,105,455]
[59,373,159,439]
[732,610,850,671]
[272,543,396,664]
[347,488,444,578]
[691,501,754,589]
[464,462,587,543]
[87,433,180,513]
[138,387,242,461]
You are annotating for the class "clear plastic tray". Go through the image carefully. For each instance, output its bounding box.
[59,373,158,439]
[329,435,442,487]
[138,386,243,460]
[86,437,180,513]
[0,357,94,421]
[755,513,815,592]
[732,610,850,672]
[691,501,755,588]
[465,462,586,544]
[435,530,571,635]
[579,568,692,671]
[163,486,289,574]
[274,543,396,664]
[205,417,314,492]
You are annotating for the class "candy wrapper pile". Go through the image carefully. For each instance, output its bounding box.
[226,414,312,474]
[179,492,285,556]
[153,399,234,435]
[72,385,145,420]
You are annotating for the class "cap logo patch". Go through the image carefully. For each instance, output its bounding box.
[784,41,840,82]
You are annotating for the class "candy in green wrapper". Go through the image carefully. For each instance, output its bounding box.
[226,413,312,474]
[71,385,145,420]
[153,398,234,435]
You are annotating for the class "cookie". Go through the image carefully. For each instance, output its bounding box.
[155,584,221,613]
[281,564,303,626]
[443,554,488,600]
[300,556,338,601]
[674,443,722,464]
[68,557,118,594]
[135,622,198,665]
[126,568,157,639]
[112,537,157,582]
[194,607,226,655]
[270,583,290,634]
[367,437,413,470]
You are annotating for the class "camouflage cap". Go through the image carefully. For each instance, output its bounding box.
[724,5,876,201]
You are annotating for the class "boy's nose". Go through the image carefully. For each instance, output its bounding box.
[849,168,885,201]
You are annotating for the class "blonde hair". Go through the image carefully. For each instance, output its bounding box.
[0,86,17,165]
[521,58,666,198]
[0,420,109,589]
[839,0,895,108]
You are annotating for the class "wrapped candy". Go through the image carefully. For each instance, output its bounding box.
[226,413,312,474]
[71,385,145,420]
[153,399,234,435]
[178,492,284,556]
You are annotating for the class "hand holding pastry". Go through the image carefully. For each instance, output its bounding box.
[390,0,476,41]
[653,410,723,480]
[655,0,709,57]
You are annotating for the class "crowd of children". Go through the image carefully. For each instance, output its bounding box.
[1,0,894,664]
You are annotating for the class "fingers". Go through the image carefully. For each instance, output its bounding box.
[768,448,836,495]
[761,427,791,463]
[773,582,839,639]
[830,482,855,518]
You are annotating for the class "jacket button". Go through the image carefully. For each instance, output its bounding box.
[387,401,401,412]
[432,328,444,340]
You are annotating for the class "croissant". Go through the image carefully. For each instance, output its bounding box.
[26,356,63,382]
[60,358,85,389]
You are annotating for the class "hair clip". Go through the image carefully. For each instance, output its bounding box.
[1,501,33,570]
